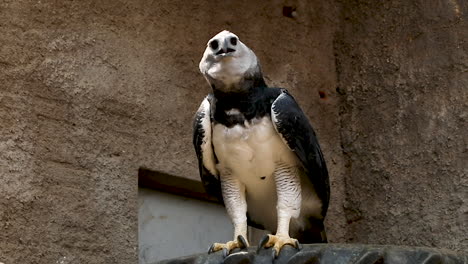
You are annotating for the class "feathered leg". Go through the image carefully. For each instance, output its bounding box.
[258,163,302,257]
[208,172,249,257]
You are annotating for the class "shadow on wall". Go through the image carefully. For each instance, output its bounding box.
[138,169,268,263]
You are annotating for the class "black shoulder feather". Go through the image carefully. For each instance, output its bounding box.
[193,95,223,202]
[271,89,330,216]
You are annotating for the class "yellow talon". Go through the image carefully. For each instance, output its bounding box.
[258,234,301,257]
[208,235,249,257]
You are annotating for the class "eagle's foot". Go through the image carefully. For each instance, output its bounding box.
[208,235,249,257]
[257,234,302,258]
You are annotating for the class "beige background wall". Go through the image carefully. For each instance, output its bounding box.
[0,0,465,263]
[335,0,467,252]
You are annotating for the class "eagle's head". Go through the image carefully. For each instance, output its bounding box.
[199,30,264,92]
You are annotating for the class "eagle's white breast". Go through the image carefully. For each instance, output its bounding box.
[212,115,301,230]
[212,116,299,180]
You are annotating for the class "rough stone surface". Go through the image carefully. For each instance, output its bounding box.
[0,0,345,263]
[157,244,468,264]
[335,0,468,253]
[0,0,466,263]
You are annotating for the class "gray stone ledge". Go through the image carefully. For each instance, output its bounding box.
[157,244,467,264]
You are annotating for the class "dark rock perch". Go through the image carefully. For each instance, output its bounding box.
[157,244,467,264]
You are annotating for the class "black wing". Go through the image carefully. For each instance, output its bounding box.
[271,89,330,217]
[193,94,223,202]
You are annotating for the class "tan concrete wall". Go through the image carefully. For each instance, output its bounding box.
[335,0,468,253]
[0,0,345,263]
[0,0,466,263]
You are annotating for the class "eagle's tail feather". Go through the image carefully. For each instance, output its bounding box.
[295,217,328,243]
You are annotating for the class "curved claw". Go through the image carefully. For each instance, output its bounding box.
[237,235,248,249]
[271,248,277,259]
[295,240,303,250]
[208,244,215,254]
[257,234,270,253]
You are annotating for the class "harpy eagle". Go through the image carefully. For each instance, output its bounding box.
[193,30,330,257]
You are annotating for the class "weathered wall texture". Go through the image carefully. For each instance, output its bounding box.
[0,0,466,262]
[335,0,467,253]
[0,0,345,263]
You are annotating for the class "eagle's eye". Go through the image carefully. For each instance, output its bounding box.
[210,40,219,50]
[230,37,237,46]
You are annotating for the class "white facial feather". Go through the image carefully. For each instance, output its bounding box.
[199,30,258,89]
